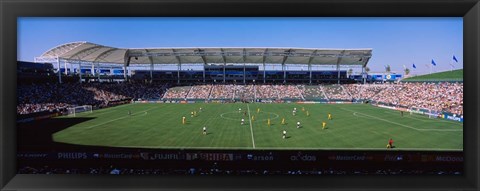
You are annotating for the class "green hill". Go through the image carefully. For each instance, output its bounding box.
[403,69,463,82]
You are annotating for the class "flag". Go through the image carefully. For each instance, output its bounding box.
[431,59,437,66]
[412,63,416,69]
[453,55,458,63]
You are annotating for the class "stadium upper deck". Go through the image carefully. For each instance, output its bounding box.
[34,42,373,84]
[36,41,372,66]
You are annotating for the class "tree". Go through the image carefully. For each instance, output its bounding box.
[348,68,353,76]
[404,68,410,76]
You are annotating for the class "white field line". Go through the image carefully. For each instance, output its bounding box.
[86,107,156,129]
[382,110,462,125]
[73,103,133,117]
[342,108,462,132]
[107,145,462,151]
[219,111,279,122]
[247,104,256,149]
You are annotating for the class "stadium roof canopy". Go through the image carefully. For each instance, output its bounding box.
[36,41,373,67]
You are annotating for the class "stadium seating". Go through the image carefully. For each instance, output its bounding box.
[17,82,463,116]
[301,85,327,100]
[186,85,213,99]
[322,84,352,100]
[209,85,235,99]
[163,86,191,99]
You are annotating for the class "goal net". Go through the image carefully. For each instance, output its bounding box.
[67,105,93,117]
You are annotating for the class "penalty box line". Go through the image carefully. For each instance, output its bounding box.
[86,107,157,129]
[342,107,462,132]
[247,104,256,149]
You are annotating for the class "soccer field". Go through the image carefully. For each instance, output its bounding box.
[52,103,463,151]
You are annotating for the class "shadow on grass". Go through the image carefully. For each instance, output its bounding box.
[17,117,95,148]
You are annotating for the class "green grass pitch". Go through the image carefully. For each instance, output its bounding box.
[53,103,463,151]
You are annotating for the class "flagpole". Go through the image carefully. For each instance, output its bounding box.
[450,57,453,72]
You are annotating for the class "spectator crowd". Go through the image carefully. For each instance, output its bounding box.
[18,82,463,116]
[17,82,168,115]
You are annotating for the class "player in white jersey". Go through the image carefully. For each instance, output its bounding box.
[283,130,287,139]
[296,121,301,128]
[241,118,245,125]
[203,126,207,135]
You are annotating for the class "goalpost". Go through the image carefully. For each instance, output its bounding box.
[67,105,93,117]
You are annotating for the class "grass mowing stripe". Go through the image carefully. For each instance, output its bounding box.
[247,104,255,149]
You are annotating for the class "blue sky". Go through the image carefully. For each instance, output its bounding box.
[18,17,462,75]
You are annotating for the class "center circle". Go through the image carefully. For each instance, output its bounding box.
[220,111,279,122]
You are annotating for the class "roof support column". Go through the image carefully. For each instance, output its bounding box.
[123,66,127,82]
[221,48,226,84]
[57,57,62,84]
[262,49,268,84]
[362,65,366,85]
[70,61,74,77]
[145,49,154,84]
[97,63,101,82]
[172,49,181,85]
[64,61,68,75]
[243,48,247,84]
[91,62,95,82]
[337,64,340,85]
[123,51,130,83]
[78,62,82,83]
[308,50,317,85]
[203,64,206,83]
[282,49,290,84]
[309,64,312,84]
[336,50,346,85]
[243,63,246,84]
[199,49,207,84]
[150,63,154,83]
[178,63,181,84]
[263,63,266,84]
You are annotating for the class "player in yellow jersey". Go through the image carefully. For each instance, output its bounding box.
[191,111,194,117]
[252,115,255,121]
[306,111,310,117]
[267,118,271,126]
[328,113,332,120]
[322,121,327,129]
[281,118,285,125]
[182,116,186,124]
[194,111,197,117]
[302,107,305,112]
[257,108,260,113]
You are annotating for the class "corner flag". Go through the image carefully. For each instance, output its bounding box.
[412,63,417,69]
[431,59,437,66]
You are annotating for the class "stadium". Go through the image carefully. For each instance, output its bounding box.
[17,41,463,152]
